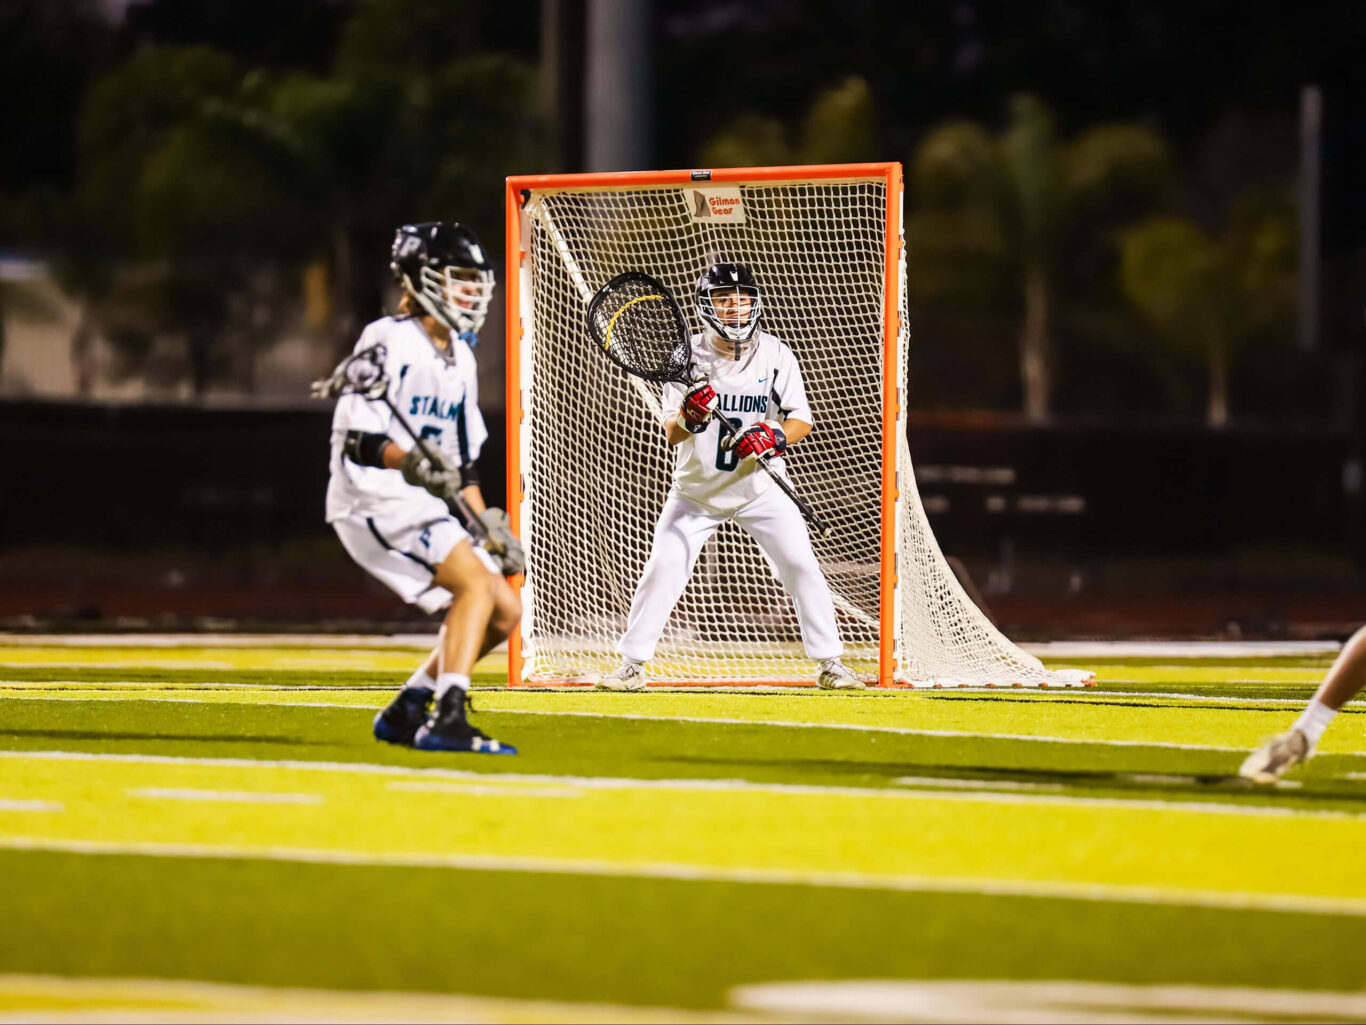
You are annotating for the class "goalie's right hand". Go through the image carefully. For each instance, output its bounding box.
[401,445,462,499]
[680,381,718,433]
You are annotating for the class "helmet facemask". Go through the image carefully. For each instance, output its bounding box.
[697,285,762,360]
[410,264,495,339]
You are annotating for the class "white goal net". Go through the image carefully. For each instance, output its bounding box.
[508,165,1088,688]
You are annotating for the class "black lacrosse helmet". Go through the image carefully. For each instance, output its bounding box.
[695,262,762,344]
[390,222,495,342]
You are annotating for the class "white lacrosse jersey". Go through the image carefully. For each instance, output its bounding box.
[659,330,813,515]
[325,316,487,523]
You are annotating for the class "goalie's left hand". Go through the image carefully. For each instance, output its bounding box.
[478,507,526,577]
[727,420,787,463]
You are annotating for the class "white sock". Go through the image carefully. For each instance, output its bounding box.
[820,657,842,670]
[404,668,437,693]
[434,672,471,699]
[1294,699,1337,746]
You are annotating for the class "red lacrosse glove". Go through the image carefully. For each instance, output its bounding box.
[732,420,788,463]
[680,381,718,433]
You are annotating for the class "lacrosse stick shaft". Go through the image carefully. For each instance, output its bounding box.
[709,412,831,538]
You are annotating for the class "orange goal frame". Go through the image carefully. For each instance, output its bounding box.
[503,163,904,687]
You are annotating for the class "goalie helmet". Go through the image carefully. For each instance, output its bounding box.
[390,222,495,345]
[696,262,762,348]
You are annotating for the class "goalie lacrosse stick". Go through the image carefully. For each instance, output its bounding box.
[312,345,492,548]
[586,271,831,538]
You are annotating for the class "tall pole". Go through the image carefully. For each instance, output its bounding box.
[585,0,652,172]
[1300,84,1322,352]
[541,0,586,173]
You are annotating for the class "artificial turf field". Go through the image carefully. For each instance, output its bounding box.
[3,638,1366,1022]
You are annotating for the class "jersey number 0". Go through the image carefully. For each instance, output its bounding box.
[714,417,742,472]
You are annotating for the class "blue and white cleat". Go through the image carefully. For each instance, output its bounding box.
[413,689,518,755]
[372,685,434,746]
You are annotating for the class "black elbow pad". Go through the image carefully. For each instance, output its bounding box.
[342,430,391,468]
[459,462,480,487]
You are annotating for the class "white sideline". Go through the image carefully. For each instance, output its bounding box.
[0,799,63,812]
[127,788,325,805]
[0,690,1340,752]
[0,633,443,649]
[2,834,1365,919]
[0,973,713,1025]
[485,706,1256,752]
[1022,640,1342,658]
[0,749,1360,819]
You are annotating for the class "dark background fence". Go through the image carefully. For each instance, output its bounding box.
[5,400,1361,637]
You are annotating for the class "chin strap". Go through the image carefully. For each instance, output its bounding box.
[457,330,479,350]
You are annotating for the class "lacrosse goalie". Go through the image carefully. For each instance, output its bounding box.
[596,262,863,692]
[317,222,522,753]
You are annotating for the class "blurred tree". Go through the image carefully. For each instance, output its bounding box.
[39,0,544,395]
[699,75,879,168]
[908,94,1174,418]
[48,47,334,393]
[1121,190,1297,427]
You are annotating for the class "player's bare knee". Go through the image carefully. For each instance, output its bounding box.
[495,583,521,627]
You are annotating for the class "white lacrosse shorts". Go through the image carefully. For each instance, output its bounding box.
[332,505,498,614]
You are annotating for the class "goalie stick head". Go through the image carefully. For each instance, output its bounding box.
[390,222,495,346]
[696,262,762,353]
[586,271,693,384]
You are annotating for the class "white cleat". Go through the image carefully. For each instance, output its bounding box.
[595,661,648,692]
[817,659,866,691]
[1239,727,1313,784]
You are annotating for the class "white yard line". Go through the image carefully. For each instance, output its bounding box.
[0,693,376,708]
[0,690,1278,749]
[892,776,1066,793]
[486,706,1254,751]
[0,749,1357,819]
[1,634,1333,657]
[386,781,585,798]
[1022,641,1341,658]
[0,634,443,649]
[127,788,324,805]
[0,680,393,690]
[2,834,1364,919]
[0,799,63,812]
[0,973,714,1025]
[932,689,1318,703]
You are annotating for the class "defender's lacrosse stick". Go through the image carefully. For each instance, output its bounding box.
[586,271,831,538]
[313,345,492,548]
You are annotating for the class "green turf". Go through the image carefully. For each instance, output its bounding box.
[3,642,1366,1017]
[4,850,1366,1010]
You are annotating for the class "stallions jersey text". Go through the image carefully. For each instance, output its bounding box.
[660,330,813,515]
[325,316,487,522]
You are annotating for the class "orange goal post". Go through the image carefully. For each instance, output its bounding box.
[504,163,1090,689]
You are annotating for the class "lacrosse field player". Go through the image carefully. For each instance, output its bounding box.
[1241,625,1366,783]
[319,221,522,753]
[596,262,863,692]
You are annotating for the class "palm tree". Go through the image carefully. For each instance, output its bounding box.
[1120,192,1296,427]
[909,95,1174,419]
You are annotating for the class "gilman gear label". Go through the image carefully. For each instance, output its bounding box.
[685,187,746,224]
